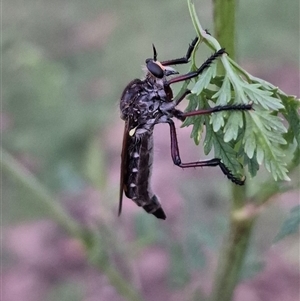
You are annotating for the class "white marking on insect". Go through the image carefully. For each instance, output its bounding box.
[129,127,137,136]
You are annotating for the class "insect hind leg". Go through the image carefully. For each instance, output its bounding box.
[167,120,245,185]
[179,159,245,185]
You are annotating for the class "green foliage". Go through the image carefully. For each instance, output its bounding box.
[2,41,105,191]
[46,281,84,301]
[134,214,162,246]
[274,205,300,242]
[181,4,299,182]
[2,0,299,300]
[168,243,190,287]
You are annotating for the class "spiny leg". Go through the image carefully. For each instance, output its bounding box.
[179,103,253,119]
[166,48,226,86]
[160,37,199,66]
[167,120,245,185]
[170,89,252,121]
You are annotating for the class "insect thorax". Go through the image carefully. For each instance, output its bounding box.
[120,77,168,132]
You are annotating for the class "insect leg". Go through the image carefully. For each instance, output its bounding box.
[172,102,252,122]
[180,103,253,119]
[160,37,199,66]
[166,48,226,86]
[173,89,191,106]
[170,89,252,121]
[167,120,245,185]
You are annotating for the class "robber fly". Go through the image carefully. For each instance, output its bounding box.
[119,37,252,220]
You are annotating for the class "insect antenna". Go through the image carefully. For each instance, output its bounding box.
[152,44,158,61]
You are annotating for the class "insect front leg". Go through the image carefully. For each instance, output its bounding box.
[160,37,199,66]
[167,120,245,185]
[166,48,226,86]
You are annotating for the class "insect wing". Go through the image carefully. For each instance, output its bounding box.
[118,120,130,216]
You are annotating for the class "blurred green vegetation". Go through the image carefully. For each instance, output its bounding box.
[2,0,299,300]
[3,0,299,189]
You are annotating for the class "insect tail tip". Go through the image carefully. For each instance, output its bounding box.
[153,208,167,220]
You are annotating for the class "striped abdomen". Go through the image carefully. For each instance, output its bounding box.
[124,133,166,219]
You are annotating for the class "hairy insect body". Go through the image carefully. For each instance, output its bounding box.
[119,38,251,220]
[120,77,170,219]
[120,77,168,124]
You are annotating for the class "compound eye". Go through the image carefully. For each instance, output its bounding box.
[146,59,164,79]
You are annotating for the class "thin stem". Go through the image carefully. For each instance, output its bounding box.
[213,0,236,57]
[210,215,255,301]
[188,0,222,51]
[209,1,257,300]
[1,147,143,301]
[104,265,143,301]
[1,147,84,239]
[186,2,295,300]
[86,225,144,301]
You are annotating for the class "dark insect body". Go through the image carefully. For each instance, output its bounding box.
[119,37,252,220]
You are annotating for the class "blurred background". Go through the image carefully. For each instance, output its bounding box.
[2,1,299,301]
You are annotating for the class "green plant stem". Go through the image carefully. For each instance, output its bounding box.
[210,177,257,301]
[1,147,84,238]
[209,1,256,300]
[91,237,143,301]
[210,215,255,301]
[1,148,143,301]
[103,265,143,301]
[106,256,143,300]
[232,184,247,209]
[213,0,236,57]
[187,1,258,299]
